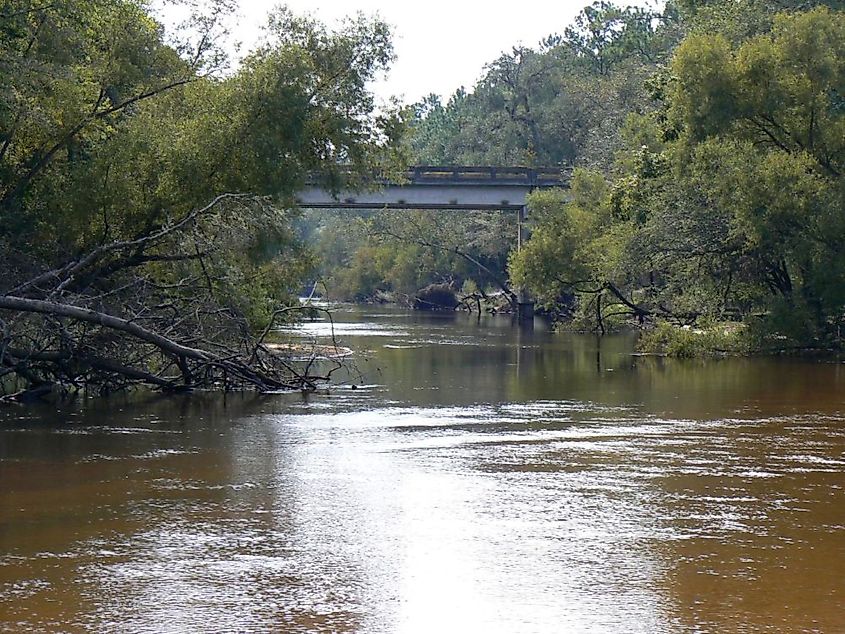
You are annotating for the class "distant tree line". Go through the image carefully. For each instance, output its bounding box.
[307,0,845,354]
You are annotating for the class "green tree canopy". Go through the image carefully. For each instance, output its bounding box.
[510,5,845,345]
[0,0,402,395]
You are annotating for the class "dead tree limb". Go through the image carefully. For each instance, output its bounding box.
[0,195,338,398]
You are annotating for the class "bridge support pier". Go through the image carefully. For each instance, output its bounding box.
[517,205,528,251]
[516,205,534,327]
[516,298,535,326]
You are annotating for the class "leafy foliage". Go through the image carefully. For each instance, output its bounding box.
[318,0,679,307]
[406,1,675,169]
[301,209,516,303]
[513,5,845,349]
[0,1,400,395]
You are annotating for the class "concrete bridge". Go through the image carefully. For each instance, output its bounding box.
[296,165,570,322]
[296,166,569,215]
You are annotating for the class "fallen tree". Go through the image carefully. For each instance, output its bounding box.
[0,3,401,400]
[0,195,335,401]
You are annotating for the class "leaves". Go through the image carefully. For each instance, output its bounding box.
[0,2,402,394]
[507,4,845,341]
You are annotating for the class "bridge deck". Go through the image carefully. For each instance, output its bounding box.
[297,165,569,211]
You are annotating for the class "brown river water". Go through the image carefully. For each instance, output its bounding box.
[1,306,844,633]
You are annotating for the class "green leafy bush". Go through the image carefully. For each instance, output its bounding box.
[638,320,750,357]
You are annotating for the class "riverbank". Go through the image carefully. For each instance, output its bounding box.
[316,298,844,361]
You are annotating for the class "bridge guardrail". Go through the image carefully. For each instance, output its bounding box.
[304,166,571,188]
[407,166,569,187]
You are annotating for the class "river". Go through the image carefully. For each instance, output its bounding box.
[1,306,844,633]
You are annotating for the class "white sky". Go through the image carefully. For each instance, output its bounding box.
[167,0,652,106]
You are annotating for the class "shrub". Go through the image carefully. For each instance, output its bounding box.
[638,320,749,357]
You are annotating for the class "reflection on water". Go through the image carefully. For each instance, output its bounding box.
[1,306,845,633]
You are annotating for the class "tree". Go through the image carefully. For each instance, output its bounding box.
[406,1,676,169]
[667,7,845,340]
[512,5,845,346]
[301,208,519,309]
[0,2,401,398]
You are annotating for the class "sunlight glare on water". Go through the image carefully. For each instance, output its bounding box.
[2,306,845,633]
